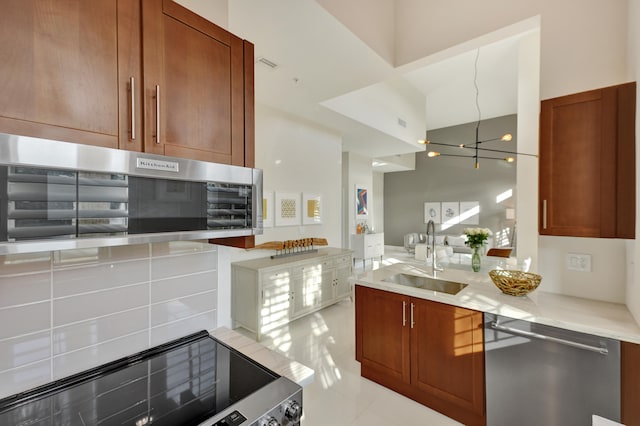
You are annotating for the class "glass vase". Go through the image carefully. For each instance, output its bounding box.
[471,246,481,272]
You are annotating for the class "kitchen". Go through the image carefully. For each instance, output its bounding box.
[1,1,640,425]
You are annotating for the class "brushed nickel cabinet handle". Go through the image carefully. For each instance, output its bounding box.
[410,302,415,329]
[155,85,161,144]
[402,301,407,326]
[542,199,548,229]
[129,77,136,141]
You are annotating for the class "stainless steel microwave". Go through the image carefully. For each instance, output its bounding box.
[0,134,262,255]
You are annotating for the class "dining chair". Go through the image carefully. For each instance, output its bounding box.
[486,248,512,258]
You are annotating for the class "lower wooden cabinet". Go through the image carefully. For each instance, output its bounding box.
[622,340,640,425]
[356,285,485,426]
[232,248,353,340]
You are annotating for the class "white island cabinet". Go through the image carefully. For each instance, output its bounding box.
[231,248,353,340]
[351,233,384,268]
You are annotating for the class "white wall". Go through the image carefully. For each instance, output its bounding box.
[254,104,342,246]
[216,104,344,328]
[372,172,385,233]
[538,237,627,303]
[0,242,218,399]
[321,78,426,147]
[174,0,228,28]
[343,152,377,244]
[395,1,629,100]
[516,28,540,271]
[392,1,632,304]
[316,0,396,65]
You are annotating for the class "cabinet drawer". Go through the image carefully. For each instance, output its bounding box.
[334,255,352,268]
[260,270,292,286]
[292,260,331,276]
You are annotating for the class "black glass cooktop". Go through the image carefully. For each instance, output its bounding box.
[0,331,279,425]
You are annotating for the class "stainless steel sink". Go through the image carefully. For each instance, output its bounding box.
[382,273,468,295]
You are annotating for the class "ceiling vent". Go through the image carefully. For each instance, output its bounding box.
[256,57,279,69]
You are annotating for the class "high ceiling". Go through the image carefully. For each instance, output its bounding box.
[226,1,522,169]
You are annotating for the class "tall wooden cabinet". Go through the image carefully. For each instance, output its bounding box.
[0,0,254,167]
[355,285,485,426]
[539,82,636,239]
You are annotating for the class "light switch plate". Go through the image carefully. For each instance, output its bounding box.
[567,253,592,272]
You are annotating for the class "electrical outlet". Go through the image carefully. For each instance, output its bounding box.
[567,253,592,272]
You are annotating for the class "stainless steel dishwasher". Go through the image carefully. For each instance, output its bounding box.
[484,313,620,425]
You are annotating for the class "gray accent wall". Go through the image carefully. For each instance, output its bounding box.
[384,115,517,246]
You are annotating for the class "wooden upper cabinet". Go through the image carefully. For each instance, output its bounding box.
[0,0,254,167]
[141,0,250,165]
[0,0,140,150]
[539,82,636,239]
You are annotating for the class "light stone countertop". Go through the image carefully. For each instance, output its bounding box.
[351,262,640,344]
[231,247,352,270]
[209,327,314,387]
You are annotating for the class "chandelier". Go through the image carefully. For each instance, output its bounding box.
[418,48,537,168]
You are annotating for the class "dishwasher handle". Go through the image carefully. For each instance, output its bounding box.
[490,321,609,355]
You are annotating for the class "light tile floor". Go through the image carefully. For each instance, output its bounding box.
[252,248,463,426]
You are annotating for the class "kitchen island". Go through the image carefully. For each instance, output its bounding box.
[352,260,640,425]
[351,261,640,343]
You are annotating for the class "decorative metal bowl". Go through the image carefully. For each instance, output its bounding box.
[489,270,542,296]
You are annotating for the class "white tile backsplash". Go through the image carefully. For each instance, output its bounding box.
[0,302,50,340]
[0,331,50,371]
[52,330,149,380]
[53,244,150,266]
[52,307,149,355]
[53,283,148,327]
[0,241,218,399]
[0,360,50,399]
[150,270,217,303]
[150,291,217,327]
[0,272,50,308]
[53,259,149,297]
[0,252,51,275]
[151,251,217,280]
[150,310,217,347]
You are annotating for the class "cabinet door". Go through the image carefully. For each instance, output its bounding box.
[539,82,635,238]
[410,298,485,420]
[333,256,353,299]
[0,0,140,149]
[260,271,292,335]
[350,234,365,259]
[141,0,246,165]
[355,286,410,384]
[291,262,333,316]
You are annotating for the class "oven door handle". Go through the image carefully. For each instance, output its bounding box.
[490,321,608,355]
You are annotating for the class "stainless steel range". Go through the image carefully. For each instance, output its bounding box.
[0,331,302,426]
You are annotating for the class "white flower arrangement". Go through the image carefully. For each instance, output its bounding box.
[463,227,492,248]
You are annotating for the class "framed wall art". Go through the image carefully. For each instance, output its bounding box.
[424,202,441,224]
[275,192,301,226]
[303,193,322,225]
[441,202,460,225]
[262,191,274,228]
[460,201,480,225]
[355,184,368,219]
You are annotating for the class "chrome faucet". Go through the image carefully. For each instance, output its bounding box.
[426,220,443,275]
